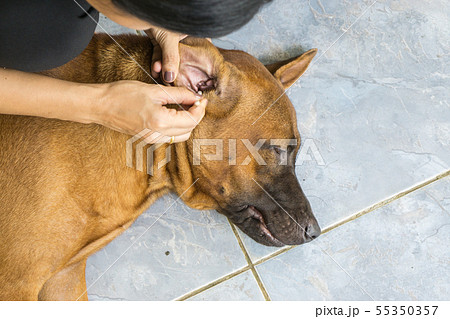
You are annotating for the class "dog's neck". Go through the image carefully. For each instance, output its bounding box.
[143,140,217,211]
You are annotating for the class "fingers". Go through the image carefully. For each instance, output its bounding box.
[156,86,201,106]
[151,98,207,137]
[172,132,192,143]
[145,28,187,84]
[140,131,191,145]
[145,84,207,137]
[159,132,192,144]
[151,49,162,80]
[166,98,207,130]
[102,80,205,143]
[152,60,162,79]
[159,36,180,84]
[186,98,207,124]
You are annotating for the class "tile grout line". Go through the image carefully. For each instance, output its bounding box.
[174,265,251,301]
[252,169,450,266]
[229,222,271,301]
[321,170,450,235]
[175,169,449,301]
[175,220,271,301]
[249,266,271,301]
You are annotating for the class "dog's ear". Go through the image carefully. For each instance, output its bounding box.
[175,38,223,93]
[265,49,317,89]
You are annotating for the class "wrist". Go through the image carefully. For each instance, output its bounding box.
[70,83,107,125]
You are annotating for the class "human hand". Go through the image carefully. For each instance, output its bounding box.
[145,27,187,84]
[94,81,207,143]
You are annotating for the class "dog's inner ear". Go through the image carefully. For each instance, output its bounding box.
[181,65,215,92]
[265,49,318,90]
[175,40,221,93]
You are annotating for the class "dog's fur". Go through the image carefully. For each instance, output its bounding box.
[0,34,319,300]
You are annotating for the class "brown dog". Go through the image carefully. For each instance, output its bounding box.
[0,34,319,300]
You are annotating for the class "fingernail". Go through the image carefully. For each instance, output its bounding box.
[194,100,200,106]
[164,71,175,82]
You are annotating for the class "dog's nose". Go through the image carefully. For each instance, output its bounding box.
[305,220,321,242]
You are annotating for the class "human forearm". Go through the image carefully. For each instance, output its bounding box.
[0,68,206,141]
[0,68,99,123]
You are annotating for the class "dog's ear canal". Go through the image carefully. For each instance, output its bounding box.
[175,39,221,93]
[265,49,318,89]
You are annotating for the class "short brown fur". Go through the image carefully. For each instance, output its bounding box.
[0,34,317,300]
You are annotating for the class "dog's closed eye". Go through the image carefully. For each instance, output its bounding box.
[268,145,295,165]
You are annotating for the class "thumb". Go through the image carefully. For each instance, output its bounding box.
[157,86,200,106]
[160,37,181,84]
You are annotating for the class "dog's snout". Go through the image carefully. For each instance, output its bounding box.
[305,220,321,242]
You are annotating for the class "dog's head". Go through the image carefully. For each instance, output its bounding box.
[172,38,320,247]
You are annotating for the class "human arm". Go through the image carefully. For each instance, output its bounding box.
[0,68,206,142]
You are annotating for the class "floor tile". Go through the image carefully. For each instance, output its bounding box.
[222,0,450,260]
[256,177,450,300]
[86,194,247,301]
[187,271,265,301]
[96,15,134,34]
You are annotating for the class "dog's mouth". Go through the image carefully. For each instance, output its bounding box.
[231,205,284,247]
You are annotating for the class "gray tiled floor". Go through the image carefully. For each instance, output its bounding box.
[86,0,450,300]
[86,195,247,300]
[188,271,265,301]
[256,177,450,300]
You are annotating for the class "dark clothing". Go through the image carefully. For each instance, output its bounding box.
[0,0,99,72]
